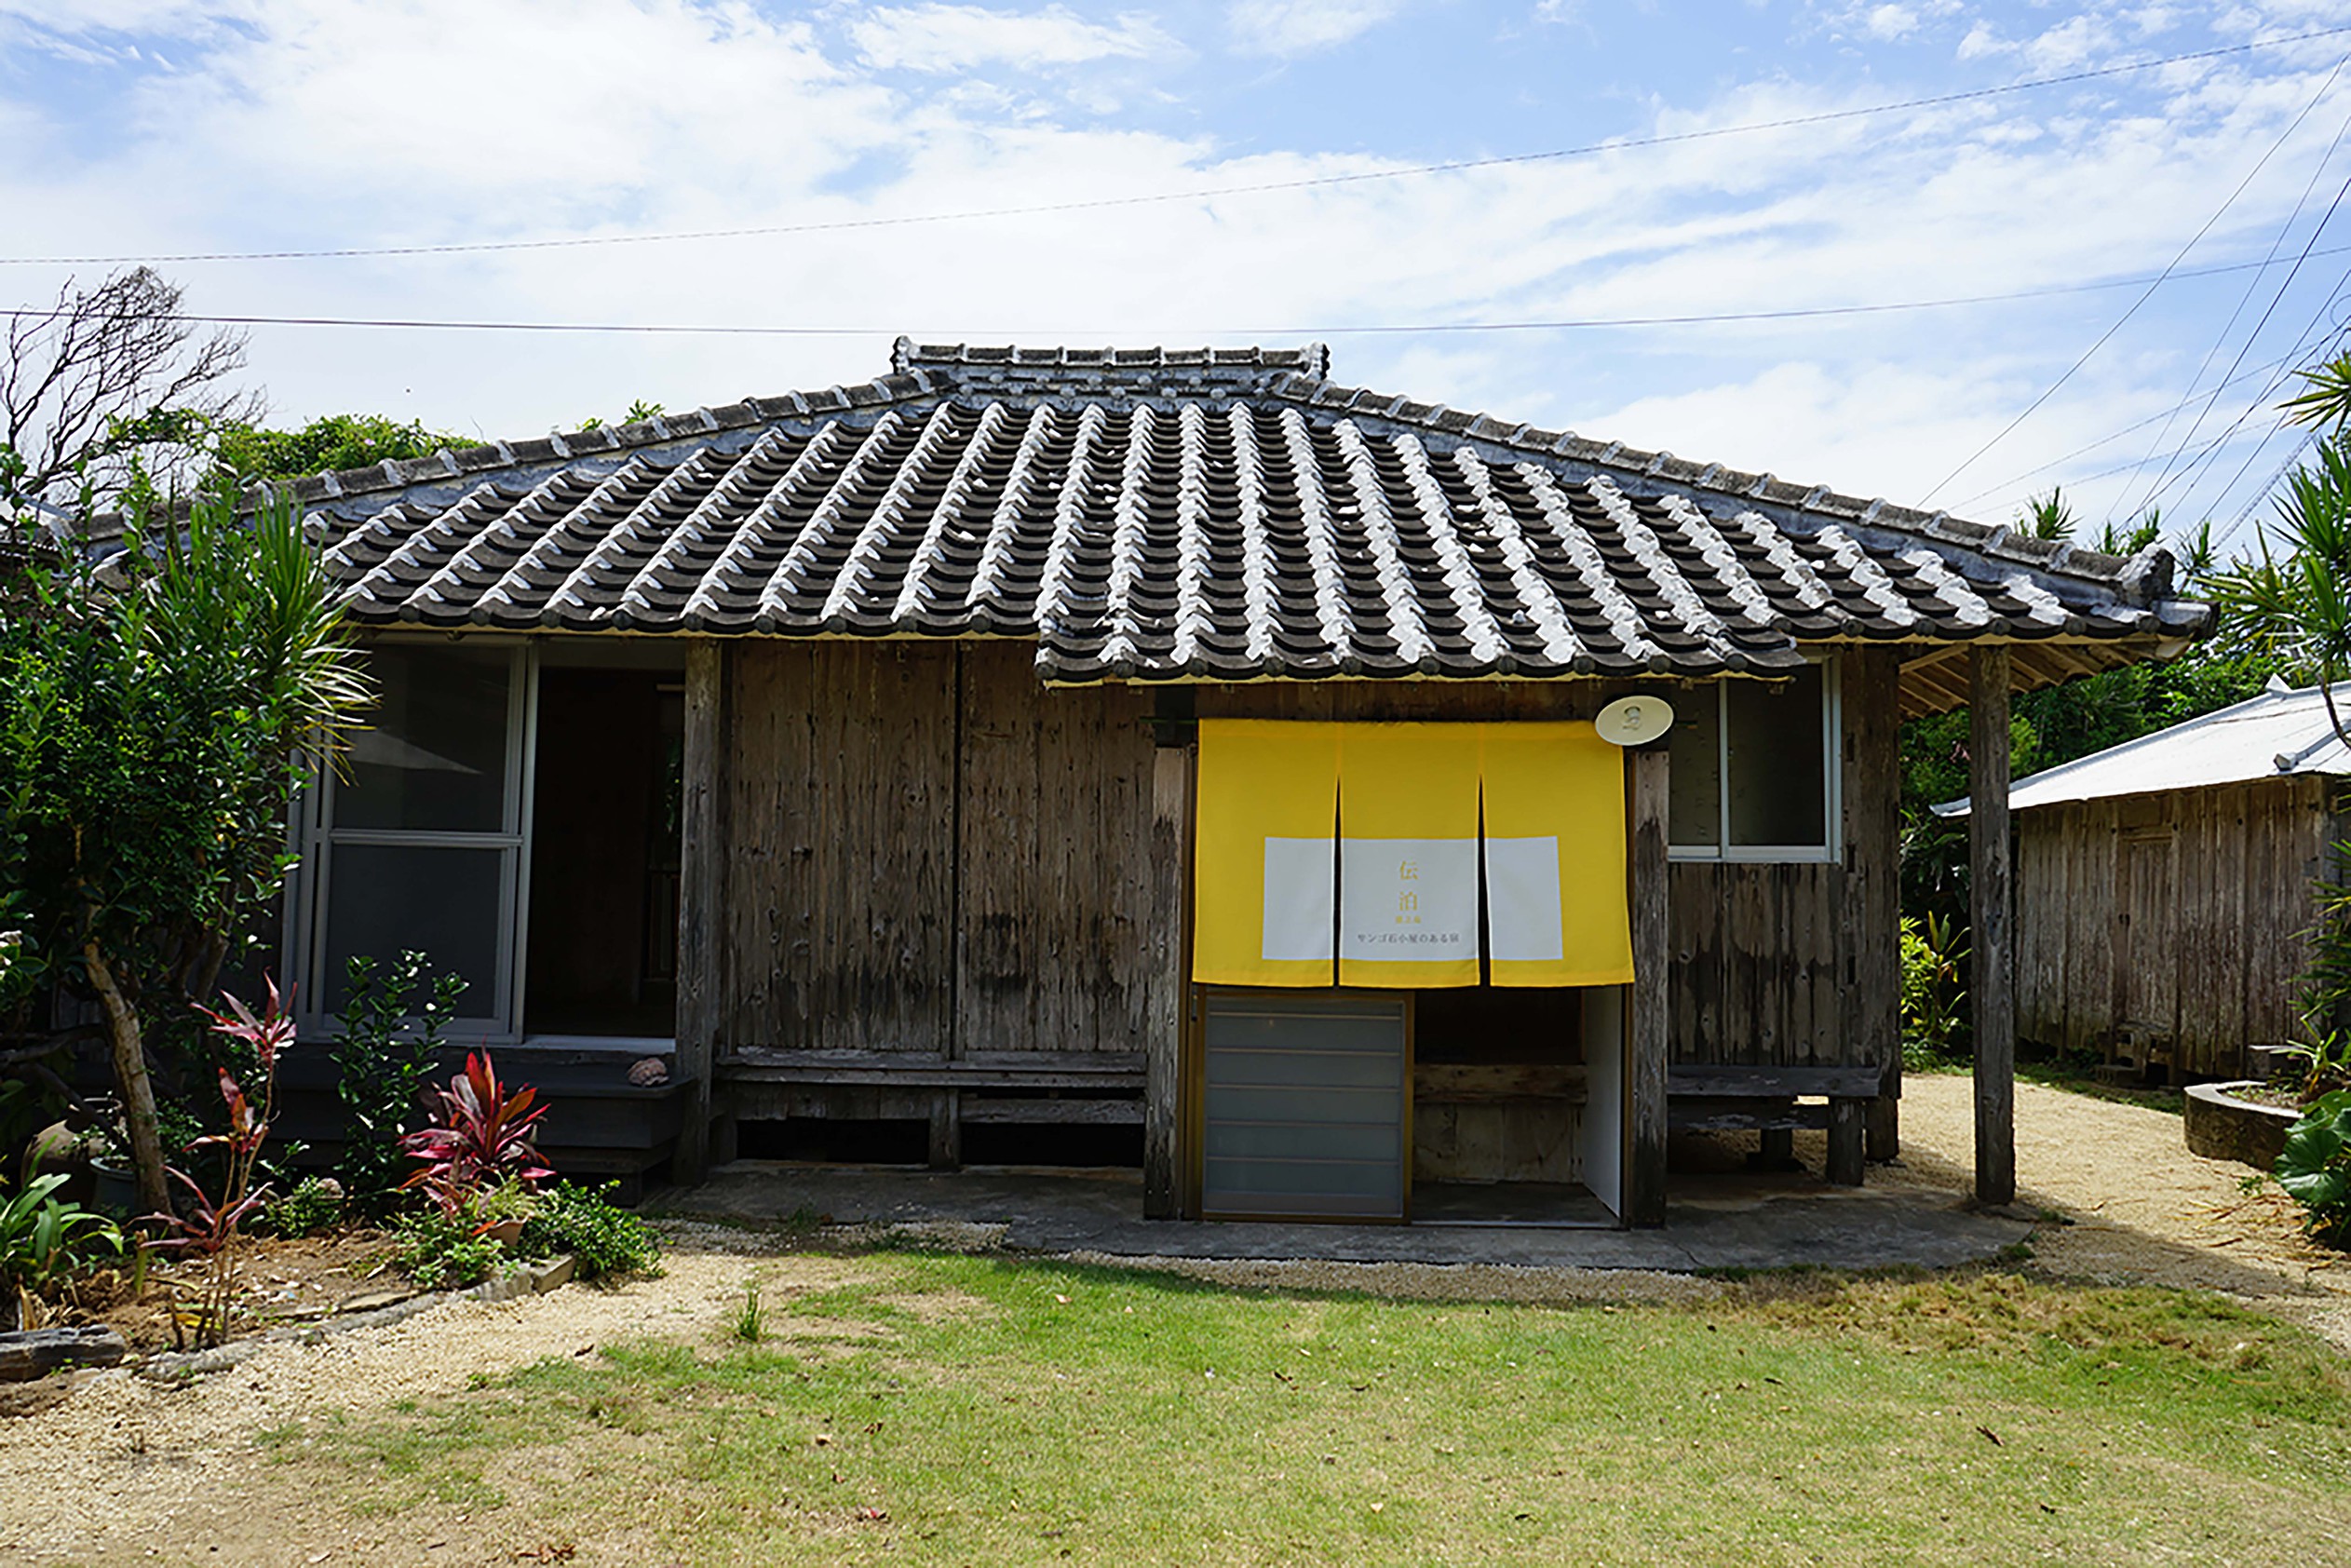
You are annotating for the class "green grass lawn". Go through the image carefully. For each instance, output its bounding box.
[263,1254,2351,1566]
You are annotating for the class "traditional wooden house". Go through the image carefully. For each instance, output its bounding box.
[1942,679,2348,1082]
[266,340,2209,1224]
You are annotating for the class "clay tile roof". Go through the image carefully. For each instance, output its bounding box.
[286,337,2212,704]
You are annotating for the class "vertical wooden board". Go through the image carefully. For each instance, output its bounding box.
[1837,647,1900,1086]
[723,642,957,1055]
[1142,744,1190,1219]
[954,644,1157,1057]
[1667,862,1719,1064]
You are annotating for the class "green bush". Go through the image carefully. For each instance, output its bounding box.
[519,1182,662,1281]
[390,1208,506,1291]
[1899,912,1968,1069]
[262,1175,345,1238]
[2276,1089,2351,1248]
[333,952,466,1215]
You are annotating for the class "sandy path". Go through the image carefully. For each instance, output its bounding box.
[1882,1072,2351,1345]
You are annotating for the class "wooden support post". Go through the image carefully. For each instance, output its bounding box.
[1970,643,2017,1207]
[1844,646,1903,1164]
[927,1090,962,1170]
[673,639,729,1187]
[1142,745,1192,1219]
[1826,1099,1866,1186]
[1627,743,1671,1227]
[1757,1128,1795,1169]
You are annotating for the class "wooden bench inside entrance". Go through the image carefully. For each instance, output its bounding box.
[1668,1064,1879,1186]
[719,1048,1145,1168]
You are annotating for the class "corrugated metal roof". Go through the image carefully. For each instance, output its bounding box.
[258,339,2209,693]
[1936,678,2351,816]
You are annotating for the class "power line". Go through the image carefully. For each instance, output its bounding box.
[7,23,2349,269]
[2135,271,2351,532]
[1918,52,2351,505]
[2107,96,2351,523]
[13,242,2351,340]
[1950,345,2309,508]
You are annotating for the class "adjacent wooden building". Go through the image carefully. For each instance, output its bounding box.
[1946,680,2347,1081]
[263,341,2211,1224]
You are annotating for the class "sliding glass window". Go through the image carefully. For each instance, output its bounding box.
[290,642,533,1037]
[1665,658,1840,863]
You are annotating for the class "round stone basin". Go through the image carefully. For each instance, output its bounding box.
[2183,1081,2303,1169]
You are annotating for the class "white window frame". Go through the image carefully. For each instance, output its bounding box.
[1666,655,1843,865]
[285,636,540,1044]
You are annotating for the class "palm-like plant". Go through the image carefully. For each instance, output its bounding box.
[400,1053,553,1216]
[2210,438,2351,750]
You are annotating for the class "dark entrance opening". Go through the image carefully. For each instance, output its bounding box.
[1412,985,1609,1224]
[524,667,683,1038]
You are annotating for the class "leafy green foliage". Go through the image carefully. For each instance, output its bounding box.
[1899,912,1968,1067]
[574,399,664,432]
[391,1207,507,1291]
[2281,348,2351,434]
[519,1182,661,1282]
[0,481,372,1210]
[262,1174,346,1239]
[2275,1089,2351,1247]
[212,413,466,483]
[332,952,466,1216]
[0,1172,123,1305]
[2209,438,2351,750]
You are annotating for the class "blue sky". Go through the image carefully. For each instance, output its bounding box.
[5,1,2351,552]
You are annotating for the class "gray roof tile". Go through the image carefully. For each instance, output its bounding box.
[291,340,2212,683]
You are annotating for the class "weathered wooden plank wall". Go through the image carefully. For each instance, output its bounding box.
[1664,648,1899,1075]
[723,642,958,1054]
[955,643,1159,1055]
[721,641,1162,1060]
[2016,774,2330,1077]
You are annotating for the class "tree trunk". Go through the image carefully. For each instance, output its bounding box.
[83,942,170,1217]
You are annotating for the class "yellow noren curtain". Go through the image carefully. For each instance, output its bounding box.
[1480,722,1633,986]
[1337,723,1483,988]
[1192,720,1340,986]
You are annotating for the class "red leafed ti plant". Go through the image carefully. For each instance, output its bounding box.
[400,1052,553,1216]
[143,978,297,1348]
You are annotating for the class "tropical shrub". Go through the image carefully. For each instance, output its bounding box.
[2275,1089,2351,1247]
[0,1172,123,1330]
[520,1182,662,1282]
[0,484,372,1213]
[332,952,466,1214]
[1899,912,1968,1068]
[399,1052,551,1214]
[142,980,293,1346]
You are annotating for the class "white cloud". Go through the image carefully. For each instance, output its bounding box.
[1,0,2340,533]
[1862,5,1918,41]
[1224,0,1410,58]
[850,5,1175,74]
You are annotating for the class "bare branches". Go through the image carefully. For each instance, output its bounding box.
[0,268,253,508]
